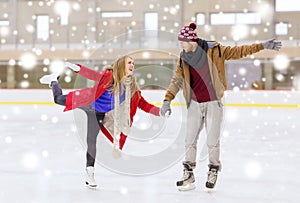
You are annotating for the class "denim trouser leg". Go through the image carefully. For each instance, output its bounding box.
[185,100,223,170]
[51,81,66,106]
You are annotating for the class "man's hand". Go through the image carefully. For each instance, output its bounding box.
[262,39,282,51]
[160,101,171,117]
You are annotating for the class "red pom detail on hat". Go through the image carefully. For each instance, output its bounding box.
[189,22,197,30]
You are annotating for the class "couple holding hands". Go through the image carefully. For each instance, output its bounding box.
[40,22,281,191]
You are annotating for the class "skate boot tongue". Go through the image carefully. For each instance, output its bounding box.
[206,168,218,189]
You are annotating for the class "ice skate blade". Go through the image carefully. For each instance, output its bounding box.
[177,183,195,191]
[205,184,216,193]
[206,188,215,193]
[85,182,98,190]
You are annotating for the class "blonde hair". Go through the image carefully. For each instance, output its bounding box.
[111,55,139,95]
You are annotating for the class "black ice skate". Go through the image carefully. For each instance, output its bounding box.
[176,162,195,191]
[205,165,219,189]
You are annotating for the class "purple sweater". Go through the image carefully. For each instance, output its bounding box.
[189,61,217,103]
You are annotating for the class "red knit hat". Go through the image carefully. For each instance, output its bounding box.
[178,22,198,42]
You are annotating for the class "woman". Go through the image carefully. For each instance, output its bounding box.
[39,55,161,189]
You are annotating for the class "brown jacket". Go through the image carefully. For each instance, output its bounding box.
[164,41,264,107]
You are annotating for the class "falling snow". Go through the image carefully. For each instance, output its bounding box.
[0,0,300,202]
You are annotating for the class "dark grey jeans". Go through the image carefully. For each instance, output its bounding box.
[51,81,105,167]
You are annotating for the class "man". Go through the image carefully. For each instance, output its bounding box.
[160,22,281,191]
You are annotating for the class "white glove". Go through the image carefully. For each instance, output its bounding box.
[262,39,282,51]
[65,62,80,72]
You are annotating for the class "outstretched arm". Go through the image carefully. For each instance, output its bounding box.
[137,95,160,116]
[65,62,105,81]
[221,43,264,60]
[76,64,105,81]
[221,39,281,61]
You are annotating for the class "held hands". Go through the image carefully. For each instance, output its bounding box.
[65,62,80,72]
[160,101,171,117]
[262,39,282,51]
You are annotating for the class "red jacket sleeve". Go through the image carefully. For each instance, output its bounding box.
[100,126,127,150]
[137,95,160,116]
[76,64,105,81]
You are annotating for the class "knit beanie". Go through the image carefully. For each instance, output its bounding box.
[178,22,198,42]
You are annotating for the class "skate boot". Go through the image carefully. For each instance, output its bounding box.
[205,165,219,189]
[176,162,195,191]
[39,73,60,87]
[85,166,97,189]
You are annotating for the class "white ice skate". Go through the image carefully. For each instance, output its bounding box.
[39,73,60,86]
[85,166,98,189]
[176,162,195,191]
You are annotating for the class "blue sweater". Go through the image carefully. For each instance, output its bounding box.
[92,88,125,113]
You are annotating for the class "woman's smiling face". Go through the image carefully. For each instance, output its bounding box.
[125,56,135,76]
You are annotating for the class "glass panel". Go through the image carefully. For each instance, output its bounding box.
[0,20,9,26]
[101,12,133,18]
[276,0,300,12]
[36,15,49,41]
[145,12,158,37]
[196,13,205,25]
[211,13,235,25]
[275,23,288,35]
[236,13,261,24]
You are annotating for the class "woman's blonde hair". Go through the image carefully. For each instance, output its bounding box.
[111,55,139,95]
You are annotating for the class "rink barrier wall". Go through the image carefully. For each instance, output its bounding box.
[0,89,300,108]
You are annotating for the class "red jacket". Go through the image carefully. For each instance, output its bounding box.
[64,64,160,149]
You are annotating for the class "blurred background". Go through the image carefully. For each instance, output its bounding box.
[1,2,300,202]
[0,0,299,90]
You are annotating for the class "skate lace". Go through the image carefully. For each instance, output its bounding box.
[207,169,217,183]
[182,169,192,180]
[86,169,95,179]
[182,169,188,179]
[88,171,94,178]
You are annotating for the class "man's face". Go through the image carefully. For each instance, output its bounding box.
[179,41,194,52]
[125,57,135,76]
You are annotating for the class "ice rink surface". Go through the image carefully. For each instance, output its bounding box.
[1,90,300,203]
